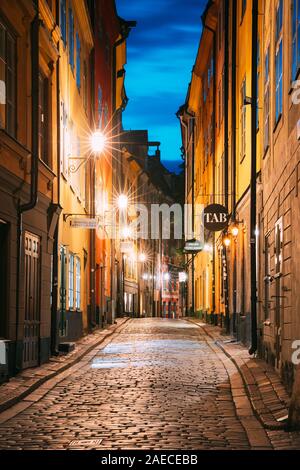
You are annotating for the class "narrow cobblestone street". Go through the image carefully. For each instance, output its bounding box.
[0,319,300,450]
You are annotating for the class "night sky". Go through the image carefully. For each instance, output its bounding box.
[116,0,206,173]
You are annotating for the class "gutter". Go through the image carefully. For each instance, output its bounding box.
[15,3,40,369]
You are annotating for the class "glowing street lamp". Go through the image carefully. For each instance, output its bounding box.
[231,225,239,237]
[203,243,213,253]
[179,272,187,283]
[223,235,231,247]
[91,130,106,153]
[139,253,147,263]
[121,225,132,239]
[117,194,128,211]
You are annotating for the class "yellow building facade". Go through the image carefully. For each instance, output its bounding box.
[180,0,300,403]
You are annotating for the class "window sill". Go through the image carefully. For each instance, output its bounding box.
[0,128,30,160]
[38,158,56,181]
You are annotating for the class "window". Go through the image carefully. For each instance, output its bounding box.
[240,78,246,160]
[76,32,81,89]
[264,46,270,151]
[0,19,16,137]
[83,61,87,111]
[275,0,283,122]
[60,101,69,177]
[60,0,67,45]
[218,4,223,51]
[69,254,74,309]
[97,84,102,127]
[209,116,213,156]
[218,84,221,130]
[256,40,260,130]
[241,0,247,21]
[203,74,207,103]
[38,72,49,165]
[207,52,213,90]
[69,8,74,71]
[75,256,81,309]
[218,69,224,130]
[274,218,283,275]
[292,0,300,79]
[276,0,283,40]
[264,233,271,319]
[105,33,110,64]
[103,102,109,126]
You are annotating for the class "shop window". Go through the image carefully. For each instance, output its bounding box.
[75,256,81,310]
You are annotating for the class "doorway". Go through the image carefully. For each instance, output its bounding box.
[23,232,40,368]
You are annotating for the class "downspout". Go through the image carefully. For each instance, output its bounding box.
[15,3,39,369]
[231,0,237,334]
[51,0,61,354]
[191,117,195,315]
[249,0,259,355]
[224,0,230,333]
[90,45,96,328]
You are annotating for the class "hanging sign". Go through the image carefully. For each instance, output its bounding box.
[203,204,229,232]
[71,218,97,229]
[183,239,203,253]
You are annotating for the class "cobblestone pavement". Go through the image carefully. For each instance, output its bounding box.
[0,318,300,450]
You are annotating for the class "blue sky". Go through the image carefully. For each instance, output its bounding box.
[116,0,206,173]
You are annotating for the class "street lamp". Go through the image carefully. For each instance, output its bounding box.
[121,225,132,239]
[91,130,106,153]
[203,243,213,253]
[231,225,239,237]
[117,194,128,211]
[223,235,231,247]
[139,252,147,263]
[179,272,187,283]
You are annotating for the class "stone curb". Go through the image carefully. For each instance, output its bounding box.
[187,318,288,431]
[0,318,130,414]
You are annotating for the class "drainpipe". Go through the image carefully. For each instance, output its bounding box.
[223,0,230,333]
[231,0,237,334]
[51,1,61,354]
[15,4,39,369]
[249,0,259,355]
[90,44,97,328]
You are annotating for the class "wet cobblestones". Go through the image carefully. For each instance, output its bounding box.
[0,319,299,450]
